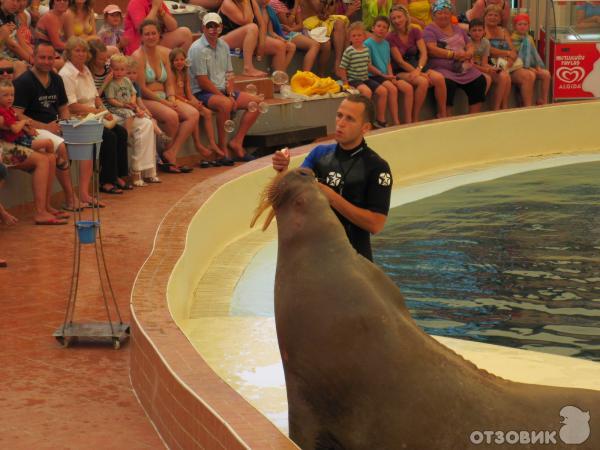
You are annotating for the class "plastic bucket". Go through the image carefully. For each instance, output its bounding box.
[60,120,104,161]
[76,221,99,244]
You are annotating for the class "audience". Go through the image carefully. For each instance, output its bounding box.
[34,0,69,52]
[60,36,130,198]
[123,0,193,55]
[133,19,196,173]
[0,0,560,232]
[189,13,260,163]
[388,4,447,120]
[424,0,487,115]
[484,4,535,107]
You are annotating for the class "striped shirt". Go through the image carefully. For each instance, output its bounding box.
[340,46,371,82]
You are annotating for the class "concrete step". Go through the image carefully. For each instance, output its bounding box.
[244,125,328,157]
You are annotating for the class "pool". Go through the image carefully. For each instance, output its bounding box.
[373,161,600,361]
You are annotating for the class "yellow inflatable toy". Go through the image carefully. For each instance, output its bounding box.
[290,71,341,96]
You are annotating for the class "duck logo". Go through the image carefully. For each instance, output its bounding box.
[559,405,591,444]
[326,171,342,187]
[378,172,391,186]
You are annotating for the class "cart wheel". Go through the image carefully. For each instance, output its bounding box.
[113,338,120,350]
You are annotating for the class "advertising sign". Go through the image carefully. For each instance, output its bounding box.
[553,43,600,99]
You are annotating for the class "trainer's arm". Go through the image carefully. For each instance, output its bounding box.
[318,183,387,234]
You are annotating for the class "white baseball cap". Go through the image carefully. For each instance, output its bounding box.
[202,12,222,26]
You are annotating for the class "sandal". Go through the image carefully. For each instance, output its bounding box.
[158,162,181,174]
[144,176,162,183]
[199,160,211,169]
[178,165,193,173]
[0,259,6,268]
[117,182,134,190]
[61,204,83,212]
[100,185,124,195]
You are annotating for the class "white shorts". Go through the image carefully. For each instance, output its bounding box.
[34,128,65,152]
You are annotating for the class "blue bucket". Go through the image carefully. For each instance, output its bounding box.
[60,120,104,161]
[76,221,99,244]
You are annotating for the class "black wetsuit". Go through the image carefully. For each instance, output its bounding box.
[301,140,393,261]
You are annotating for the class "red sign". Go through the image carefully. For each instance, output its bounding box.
[553,42,600,99]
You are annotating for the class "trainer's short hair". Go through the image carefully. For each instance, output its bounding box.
[345,94,375,125]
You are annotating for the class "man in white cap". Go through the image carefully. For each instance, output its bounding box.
[188,12,261,164]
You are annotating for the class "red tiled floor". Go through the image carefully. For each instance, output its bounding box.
[0,160,231,449]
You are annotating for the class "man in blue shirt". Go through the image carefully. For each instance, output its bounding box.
[189,13,261,164]
[272,94,392,261]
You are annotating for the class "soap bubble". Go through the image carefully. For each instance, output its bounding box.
[258,102,269,114]
[280,84,292,98]
[245,84,257,95]
[224,119,235,133]
[271,70,289,86]
[185,58,192,67]
[257,93,265,101]
[292,97,303,109]
[248,101,258,112]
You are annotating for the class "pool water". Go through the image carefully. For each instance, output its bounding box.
[372,162,600,361]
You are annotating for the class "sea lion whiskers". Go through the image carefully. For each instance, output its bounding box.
[251,168,317,231]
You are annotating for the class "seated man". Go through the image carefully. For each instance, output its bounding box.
[188,13,260,163]
[13,41,78,210]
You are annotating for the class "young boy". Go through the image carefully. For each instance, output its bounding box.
[469,18,511,110]
[339,22,389,128]
[512,13,550,105]
[364,16,413,126]
[0,80,66,167]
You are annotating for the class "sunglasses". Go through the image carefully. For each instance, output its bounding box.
[205,23,221,29]
[0,67,14,75]
[107,11,122,16]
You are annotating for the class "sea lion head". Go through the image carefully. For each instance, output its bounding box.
[251,167,330,232]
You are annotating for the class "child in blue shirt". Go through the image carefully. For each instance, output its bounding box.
[364,16,414,125]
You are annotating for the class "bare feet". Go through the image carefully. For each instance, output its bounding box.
[34,211,67,225]
[211,144,225,158]
[195,142,212,158]
[242,68,268,77]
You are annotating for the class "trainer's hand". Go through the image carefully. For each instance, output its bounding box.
[272,147,290,172]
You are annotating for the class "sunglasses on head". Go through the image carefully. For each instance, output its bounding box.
[0,67,14,75]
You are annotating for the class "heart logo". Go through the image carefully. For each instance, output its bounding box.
[556,66,586,83]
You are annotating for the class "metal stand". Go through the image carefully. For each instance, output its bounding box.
[53,141,130,349]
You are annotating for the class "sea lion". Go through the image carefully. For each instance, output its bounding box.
[251,168,600,450]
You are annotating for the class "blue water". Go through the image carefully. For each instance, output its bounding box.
[372,162,600,361]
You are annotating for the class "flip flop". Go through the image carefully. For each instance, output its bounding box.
[158,162,181,174]
[52,211,70,219]
[0,259,7,268]
[81,201,106,209]
[216,158,235,167]
[117,182,134,190]
[100,185,124,195]
[61,204,83,212]
[35,217,68,225]
[199,160,211,169]
[178,165,193,173]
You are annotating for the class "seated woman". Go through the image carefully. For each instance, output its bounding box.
[1,139,67,224]
[14,0,34,64]
[399,0,434,30]
[219,0,284,77]
[59,36,130,199]
[269,0,324,73]
[65,0,97,41]
[123,0,193,55]
[484,5,536,107]
[423,0,487,115]
[34,0,69,53]
[133,19,197,173]
[388,4,447,119]
[256,0,296,71]
[463,0,510,28]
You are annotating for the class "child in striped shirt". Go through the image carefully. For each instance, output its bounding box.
[339,21,389,128]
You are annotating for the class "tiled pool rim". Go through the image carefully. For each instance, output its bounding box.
[130,101,600,449]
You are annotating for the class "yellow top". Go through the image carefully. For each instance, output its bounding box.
[408,0,432,27]
[73,15,94,36]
